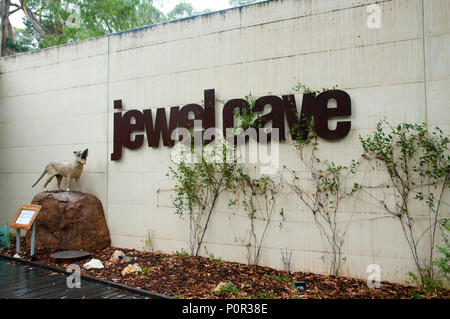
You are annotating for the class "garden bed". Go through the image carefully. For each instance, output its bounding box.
[1,238,448,299]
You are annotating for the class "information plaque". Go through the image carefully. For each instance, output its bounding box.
[10,205,41,230]
[10,205,41,256]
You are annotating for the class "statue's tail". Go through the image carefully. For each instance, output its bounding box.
[32,171,46,188]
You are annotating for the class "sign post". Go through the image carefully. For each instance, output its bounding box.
[9,205,41,256]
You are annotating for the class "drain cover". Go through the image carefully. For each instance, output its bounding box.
[50,250,91,261]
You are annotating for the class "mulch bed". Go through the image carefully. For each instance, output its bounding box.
[2,238,448,299]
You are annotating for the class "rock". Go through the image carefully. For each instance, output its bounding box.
[13,253,21,259]
[121,265,133,276]
[83,258,104,270]
[26,191,111,251]
[110,250,125,263]
[121,263,142,276]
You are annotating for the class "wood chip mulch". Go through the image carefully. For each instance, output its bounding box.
[2,239,448,299]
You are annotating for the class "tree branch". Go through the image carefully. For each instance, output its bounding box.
[9,7,21,15]
[19,0,47,37]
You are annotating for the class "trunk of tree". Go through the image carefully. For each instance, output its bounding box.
[0,0,14,57]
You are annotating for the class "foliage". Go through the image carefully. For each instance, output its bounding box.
[141,229,154,253]
[269,274,292,283]
[407,268,443,298]
[139,266,150,276]
[248,290,275,299]
[5,27,36,52]
[214,282,243,297]
[286,159,359,275]
[175,248,189,260]
[434,219,450,282]
[292,82,338,98]
[233,92,264,130]
[280,248,293,273]
[230,168,283,266]
[359,120,449,287]
[204,247,224,266]
[170,89,285,266]
[6,0,165,51]
[167,1,193,20]
[168,137,239,256]
[79,0,164,33]
[3,0,270,55]
[227,92,285,266]
[284,83,361,276]
[288,82,338,148]
[165,80,449,289]
[4,0,220,54]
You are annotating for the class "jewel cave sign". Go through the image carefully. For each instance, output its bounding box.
[111,89,352,161]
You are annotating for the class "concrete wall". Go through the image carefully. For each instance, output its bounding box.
[0,0,449,284]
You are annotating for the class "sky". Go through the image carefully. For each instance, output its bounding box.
[9,0,233,29]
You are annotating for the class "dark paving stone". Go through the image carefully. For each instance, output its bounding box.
[0,258,148,299]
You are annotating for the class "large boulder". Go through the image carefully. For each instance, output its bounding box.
[26,191,111,251]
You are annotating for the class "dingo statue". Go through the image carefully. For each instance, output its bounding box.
[32,149,88,192]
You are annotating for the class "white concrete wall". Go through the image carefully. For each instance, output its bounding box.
[0,0,449,284]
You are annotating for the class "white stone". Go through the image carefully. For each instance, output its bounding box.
[83,259,104,270]
[121,263,142,276]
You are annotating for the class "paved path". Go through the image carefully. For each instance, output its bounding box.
[0,257,148,299]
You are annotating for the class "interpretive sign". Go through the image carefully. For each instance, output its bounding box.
[10,205,41,256]
[10,205,41,230]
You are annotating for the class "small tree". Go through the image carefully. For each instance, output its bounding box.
[168,137,238,256]
[286,148,360,275]
[1,0,20,56]
[283,83,360,276]
[231,169,284,266]
[359,120,449,288]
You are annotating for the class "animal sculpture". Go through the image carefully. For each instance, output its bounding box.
[32,149,88,191]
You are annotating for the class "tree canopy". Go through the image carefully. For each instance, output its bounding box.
[0,0,264,56]
[2,0,166,52]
